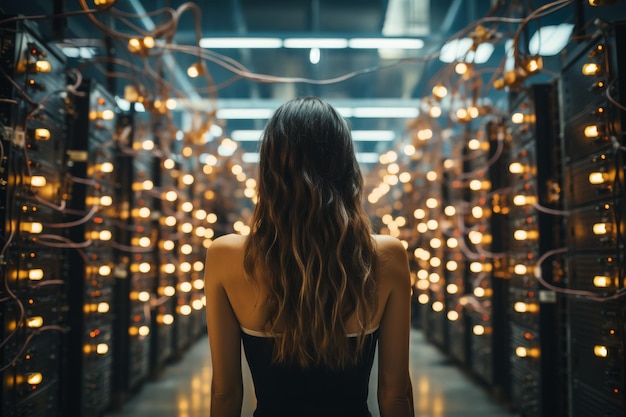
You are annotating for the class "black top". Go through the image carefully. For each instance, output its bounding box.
[240,327,379,417]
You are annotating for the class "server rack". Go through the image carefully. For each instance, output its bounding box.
[504,83,567,417]
[559,23,626,417]
[0,20,70,417]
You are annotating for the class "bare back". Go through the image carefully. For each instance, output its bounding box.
[210,233,407,334]
[204,232,414,417]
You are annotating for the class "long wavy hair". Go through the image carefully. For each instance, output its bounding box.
[243,97,378,369]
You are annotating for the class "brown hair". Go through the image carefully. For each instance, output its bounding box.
[243,97,378,368]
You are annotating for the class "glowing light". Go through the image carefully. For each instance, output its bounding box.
[514,264,528,275]
[98,265,112,276]
[26,316,44,328]
[30,176,46,187]
[35,60,51,72]
[432,84,448,99]
[468,139,481,150]
[593,275,611,287]
[447,310,459,321]
[584,125,600,138]
[511,112,524,124]
[473,325,485,336]
[138,325,150,336]
[21,222,43,234]
[34,128,50,140]
[509,162,524,174]
[588,172,606,184]
[26,373,43,385]
[100,195,113,206]
[29,269,44,280]
[593,345,608,357]
[446,259,458,270]
[593,223,609,235]
[432,301,444,312]
[582,62,601,76]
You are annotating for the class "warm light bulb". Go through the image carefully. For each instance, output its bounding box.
[509,162,524,174]
[446,260,459,272]
[26,373,43,385]
[34,128,50,140]
[584,125,600,138]
[588,172,606,184]
[21,222,43,233]
[593,345,608,357]
[593,275,611,287]
[455,62,469,75]
[27,316,44,328]
[514,264,528,275]
[593,223,609,235]
[30,176,46,187]
[511,112,524,124]
[582,62,601,76]
[28,269,44,280]
[468,139,481,150]
[187,63,201,78]
[35,60,51,72]
[432,84,448,99]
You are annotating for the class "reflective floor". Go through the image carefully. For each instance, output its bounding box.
[103,329,520,417]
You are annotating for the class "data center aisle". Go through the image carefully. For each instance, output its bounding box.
[103,328,519,417]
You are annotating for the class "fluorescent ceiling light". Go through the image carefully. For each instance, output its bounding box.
[283,38,349,49]
[528,24,574,56]
[115,96,131,111]
[242,152,260,163]
[242,152,378,164]
[216,108,275,119]
[61,46,96,59]
[199,37,282,48]
[352,107,419,118]
[231,130,263,141]
[356,153,381,164]
[351,130,395,141]
[348,38,424,49]
[232,129,396,142]
[199,36,423,51]
[217,107,418,120]
[439,38,494,63]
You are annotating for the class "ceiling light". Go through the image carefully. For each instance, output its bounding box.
[348,38,424,49]
[232,129,396,142]
[216,108,275,119]
[283,38,348,49]
[351,130,395,141]
[199,37,282,48]
[439,38,494,63]
[352,107,419,118]
[231,130,263,141]
[309,47,321,64]
[528,24,574,56]
[356,153,381,164]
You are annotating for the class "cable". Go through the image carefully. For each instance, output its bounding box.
[533,247,626,301]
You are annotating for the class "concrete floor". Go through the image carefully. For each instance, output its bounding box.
[103,329,520,417]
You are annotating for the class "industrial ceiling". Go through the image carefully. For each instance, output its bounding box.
[0,1,608,166]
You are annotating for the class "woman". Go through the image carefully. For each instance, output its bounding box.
[204,97,414,417]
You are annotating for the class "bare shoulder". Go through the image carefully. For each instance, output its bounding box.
[372,234,408,262]
[372,234,410,287]
[204,234,247,277]
[207,233,247,252]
